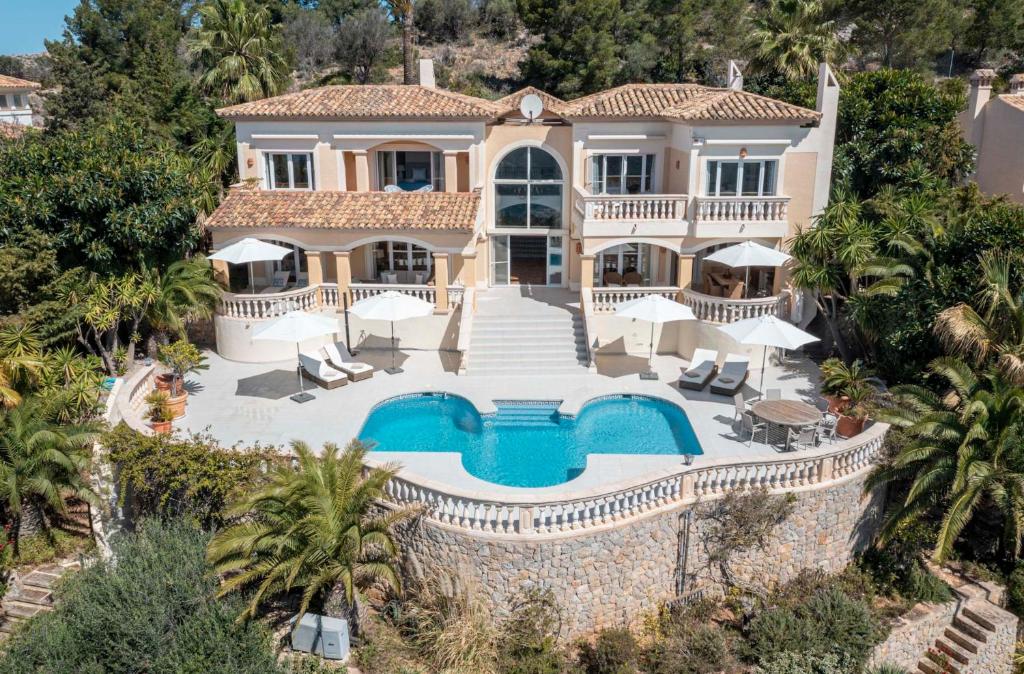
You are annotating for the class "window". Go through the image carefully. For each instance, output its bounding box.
[589,154,655,194]
[377,151,445,191]
[494,147,564,230]
[372,241,432,279]
[593,243,655,286]
[264,153,314,190]
[705,160,777,197]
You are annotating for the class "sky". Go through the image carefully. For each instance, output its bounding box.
[1,1,79,55]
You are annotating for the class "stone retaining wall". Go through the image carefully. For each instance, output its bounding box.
[868,600,957,671]
[398,472,885,637]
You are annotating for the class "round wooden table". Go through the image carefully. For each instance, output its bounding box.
[750,399,822,427]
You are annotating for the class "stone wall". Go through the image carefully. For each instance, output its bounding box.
[868,600,957,671]
[398,472,884,637]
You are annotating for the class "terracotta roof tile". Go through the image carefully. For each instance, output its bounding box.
[1000,95,1024,113]
[0,121,30,140]
[0,75,41,91]
[217,85,501,120]
[562,83,820,123]
[206,188,481,232]
[494,87,568,116]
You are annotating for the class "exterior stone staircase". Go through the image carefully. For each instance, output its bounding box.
[917,601,1005,673]
[465,288,589,377]
[0,559,81,637]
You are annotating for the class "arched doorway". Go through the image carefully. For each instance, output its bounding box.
[592,242,679,287]
[491,146,565,286]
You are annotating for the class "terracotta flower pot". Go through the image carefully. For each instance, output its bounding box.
[166,392,188,419]
[836,413,865,438]
[824,394,850,415]
[150,419,172,434]
[155,373,180,393]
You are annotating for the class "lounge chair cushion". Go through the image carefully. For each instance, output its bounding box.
[299,353,345,382]
[710,354,750,395]
[678,348,719,390]
[322,342,374,378]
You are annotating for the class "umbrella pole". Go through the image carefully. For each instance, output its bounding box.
[759,344,767,398]
[640,321,658,380]
[386,321,402,375]
[248,262,254,293]
[745,266,750,298]
[291,342,314,403]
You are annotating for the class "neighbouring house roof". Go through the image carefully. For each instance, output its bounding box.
[0,121,30,140]
[217,85,502,120]
[493,87,569,117]
[1000,95,1024,113]
[560,83,821,124]
[0,74,41,92]
[205,187,481,232]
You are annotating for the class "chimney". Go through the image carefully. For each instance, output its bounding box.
[812,63,840,217]
[1010,74,1024,95]
[727,60,743,91]
[418,59,436,89]
[963,68,995,150]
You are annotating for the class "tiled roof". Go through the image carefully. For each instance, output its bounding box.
[205,188,481,231]
[1000,95,1024,113]
[562,83,821,123]
[0,121,30,140]
[217,85,501,120]
[0,75,41,91]
[494,87,568,117]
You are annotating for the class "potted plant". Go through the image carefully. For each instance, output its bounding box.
[145,390,174,434]
[836,383,874,438]
[820,358,872,415]
[156,340,207,419]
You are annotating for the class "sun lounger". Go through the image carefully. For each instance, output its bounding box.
[709,354,750,395]
[299,352,348,389]
[678,348,719,390]
[322,342,374,381]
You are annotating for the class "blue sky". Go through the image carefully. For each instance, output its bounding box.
[1,1,79,55]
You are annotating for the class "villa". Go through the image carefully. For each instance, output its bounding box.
[961,68,1024,204]
[0,74,40,139]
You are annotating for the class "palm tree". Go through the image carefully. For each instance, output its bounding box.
[187,0,290,104]
[144,256,222,351]
[934,251,1024,385]
[0,323,43,409]
[383,0,416,84]
[0,398,100,556]
[207,440,412,625]
[867,358,1024,561]
[746,0,845,80]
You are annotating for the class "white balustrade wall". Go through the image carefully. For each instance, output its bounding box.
[574,188,688,221]
[695,196,790,223]
[681,288,788,323]
[590,287,680,314]
[350,283,437,304]
[378,423,887,538]
[218,285,321,319]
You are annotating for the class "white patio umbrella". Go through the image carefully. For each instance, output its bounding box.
[252,310,340,403]
[209,238,293,292]
[717,314,818,397]
[349,291,435,374]
[615,294,696,380]
[703,241,791,297]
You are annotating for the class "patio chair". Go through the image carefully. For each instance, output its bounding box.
[298,352,348,389]
[272,270,291,288]
[733,392,750,421]
[740,412,767,446]
[414,184,434,192]
[623,271,643,286]
[818,413,839,443]
[709,354,750,395]
[322,341,374,382]
[727,281,746,299]
[603,271,624,286]
[383,184,403,193]
[295,271,309,287]
[678,348,718,391]
[787,426,817,451]
[766,388,782,401]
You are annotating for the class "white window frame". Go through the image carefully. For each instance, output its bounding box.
[374,241,433,278]
[376,150,445,192]
[705,159,778,197]
[264,152,315,191]
[589,154,655,195]
[492,146,564,231]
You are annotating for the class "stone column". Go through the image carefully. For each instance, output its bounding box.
[306,251,324,305]
[580,255,595,289]
[443,151,459,193]
[433,253,450,313]
[353,150,370,192]
[333,251,352,308]
[210,259,230,288]
[676,253,695,301]
[460,251,477,288]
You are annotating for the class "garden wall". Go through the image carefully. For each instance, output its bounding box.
[397,473,884,637]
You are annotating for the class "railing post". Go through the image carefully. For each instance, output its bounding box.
[519,506,534,533]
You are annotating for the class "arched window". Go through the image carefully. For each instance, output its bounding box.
[493,147,564,230]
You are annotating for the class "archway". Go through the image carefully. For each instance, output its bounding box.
[590,241,680,287]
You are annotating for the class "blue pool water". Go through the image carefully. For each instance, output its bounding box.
[358,393,703,488]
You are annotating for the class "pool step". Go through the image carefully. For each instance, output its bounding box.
[489,405,562,427]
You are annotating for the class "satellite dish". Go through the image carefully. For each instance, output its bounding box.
[519,93,544,122]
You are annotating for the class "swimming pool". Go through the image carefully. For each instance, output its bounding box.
[358,393,703,488]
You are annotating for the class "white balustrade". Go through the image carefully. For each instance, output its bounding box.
[320,283,340,309]
[350,283,436,304]
[590,287,680,314]
[681,288,788,323]
[218,285,321,320]
[446,286,465,308]
[574,187,687,221]
[377,424,888,537]
[694,196,790,223]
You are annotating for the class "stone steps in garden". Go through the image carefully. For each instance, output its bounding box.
[915,597,998,674]
[0,558,82,637]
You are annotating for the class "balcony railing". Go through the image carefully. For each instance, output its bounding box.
[590,287,680,314]
[694,195,790,223]
[217,282,464,320]
[574,187,687,221]
[681,288,789,323]
[350,283,436,304]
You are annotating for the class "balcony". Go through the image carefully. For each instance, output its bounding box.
[692,195,791,238]
[681,287,789,324]
[573,187,688,238]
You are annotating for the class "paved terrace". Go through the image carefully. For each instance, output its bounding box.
[175,346,826,499]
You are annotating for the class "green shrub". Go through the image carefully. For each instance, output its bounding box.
[858,522,952,604]
[754,651,858,674]
[0,519,280,674]
[644,621,734,674]
[577,628,637,674]
[866,665,911,674]
[744,587,884,669]
[1007,562,1024,617]
[498,588,569,674]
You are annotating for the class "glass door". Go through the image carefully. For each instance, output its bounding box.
[547,235,563,286]
[491,235,510,285]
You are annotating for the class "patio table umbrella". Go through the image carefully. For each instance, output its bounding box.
[614,294,696,380]
[716,314,818,397]
[349,290,435,375]
[252,310,340,403]
[703,241,791,297]
[209,238,292,292]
